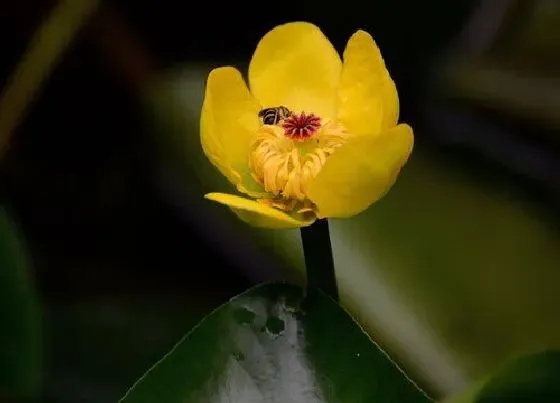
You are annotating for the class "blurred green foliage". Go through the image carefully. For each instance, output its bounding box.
[44,295,216,403]
[0,0,99,160]
[0,207,41,401]
[447,351,560,403]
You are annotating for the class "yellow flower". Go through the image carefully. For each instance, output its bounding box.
[201,22,413,229]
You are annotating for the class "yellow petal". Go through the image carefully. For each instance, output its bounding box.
[248,22,342,119]
[205,193,315,229]
[200,67,267,197]
[306,124,413,218]
[337,30,399,136]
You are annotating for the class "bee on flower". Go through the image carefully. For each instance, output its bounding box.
[258,106,292,125]
[201,22,413,228]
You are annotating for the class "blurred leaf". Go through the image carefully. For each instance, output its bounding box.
[0,0,100,161]
[0,207,41,401]
[120,283,431,403]
[446,351,560,403]
[44,294,218,403]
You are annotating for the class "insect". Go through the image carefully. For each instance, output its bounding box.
[258,106,292,125]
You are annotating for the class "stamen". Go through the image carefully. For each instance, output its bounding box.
[250,121,348,210]
[282,112,321,140]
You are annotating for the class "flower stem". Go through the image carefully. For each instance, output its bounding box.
[300,218,339,301]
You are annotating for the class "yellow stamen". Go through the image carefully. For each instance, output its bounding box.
[249,118,348,210]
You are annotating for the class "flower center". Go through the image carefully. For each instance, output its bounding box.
[282,112,321,140]
[250,110,348,210]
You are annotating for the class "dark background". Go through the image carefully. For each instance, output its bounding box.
[1,0,559,401]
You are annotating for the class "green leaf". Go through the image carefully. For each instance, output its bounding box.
[0,207,41,401]
[446,351,560,403]
[120,283,431,403]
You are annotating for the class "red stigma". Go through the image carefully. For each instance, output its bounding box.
[282,112,321,140]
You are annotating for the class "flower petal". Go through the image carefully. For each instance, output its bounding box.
[248,22,342,119]
[337,30,399,136]
[205,193,315,229]
[200,67,267,197]
[306,124,413,218]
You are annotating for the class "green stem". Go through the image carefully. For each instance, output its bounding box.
[300,218,339,301]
